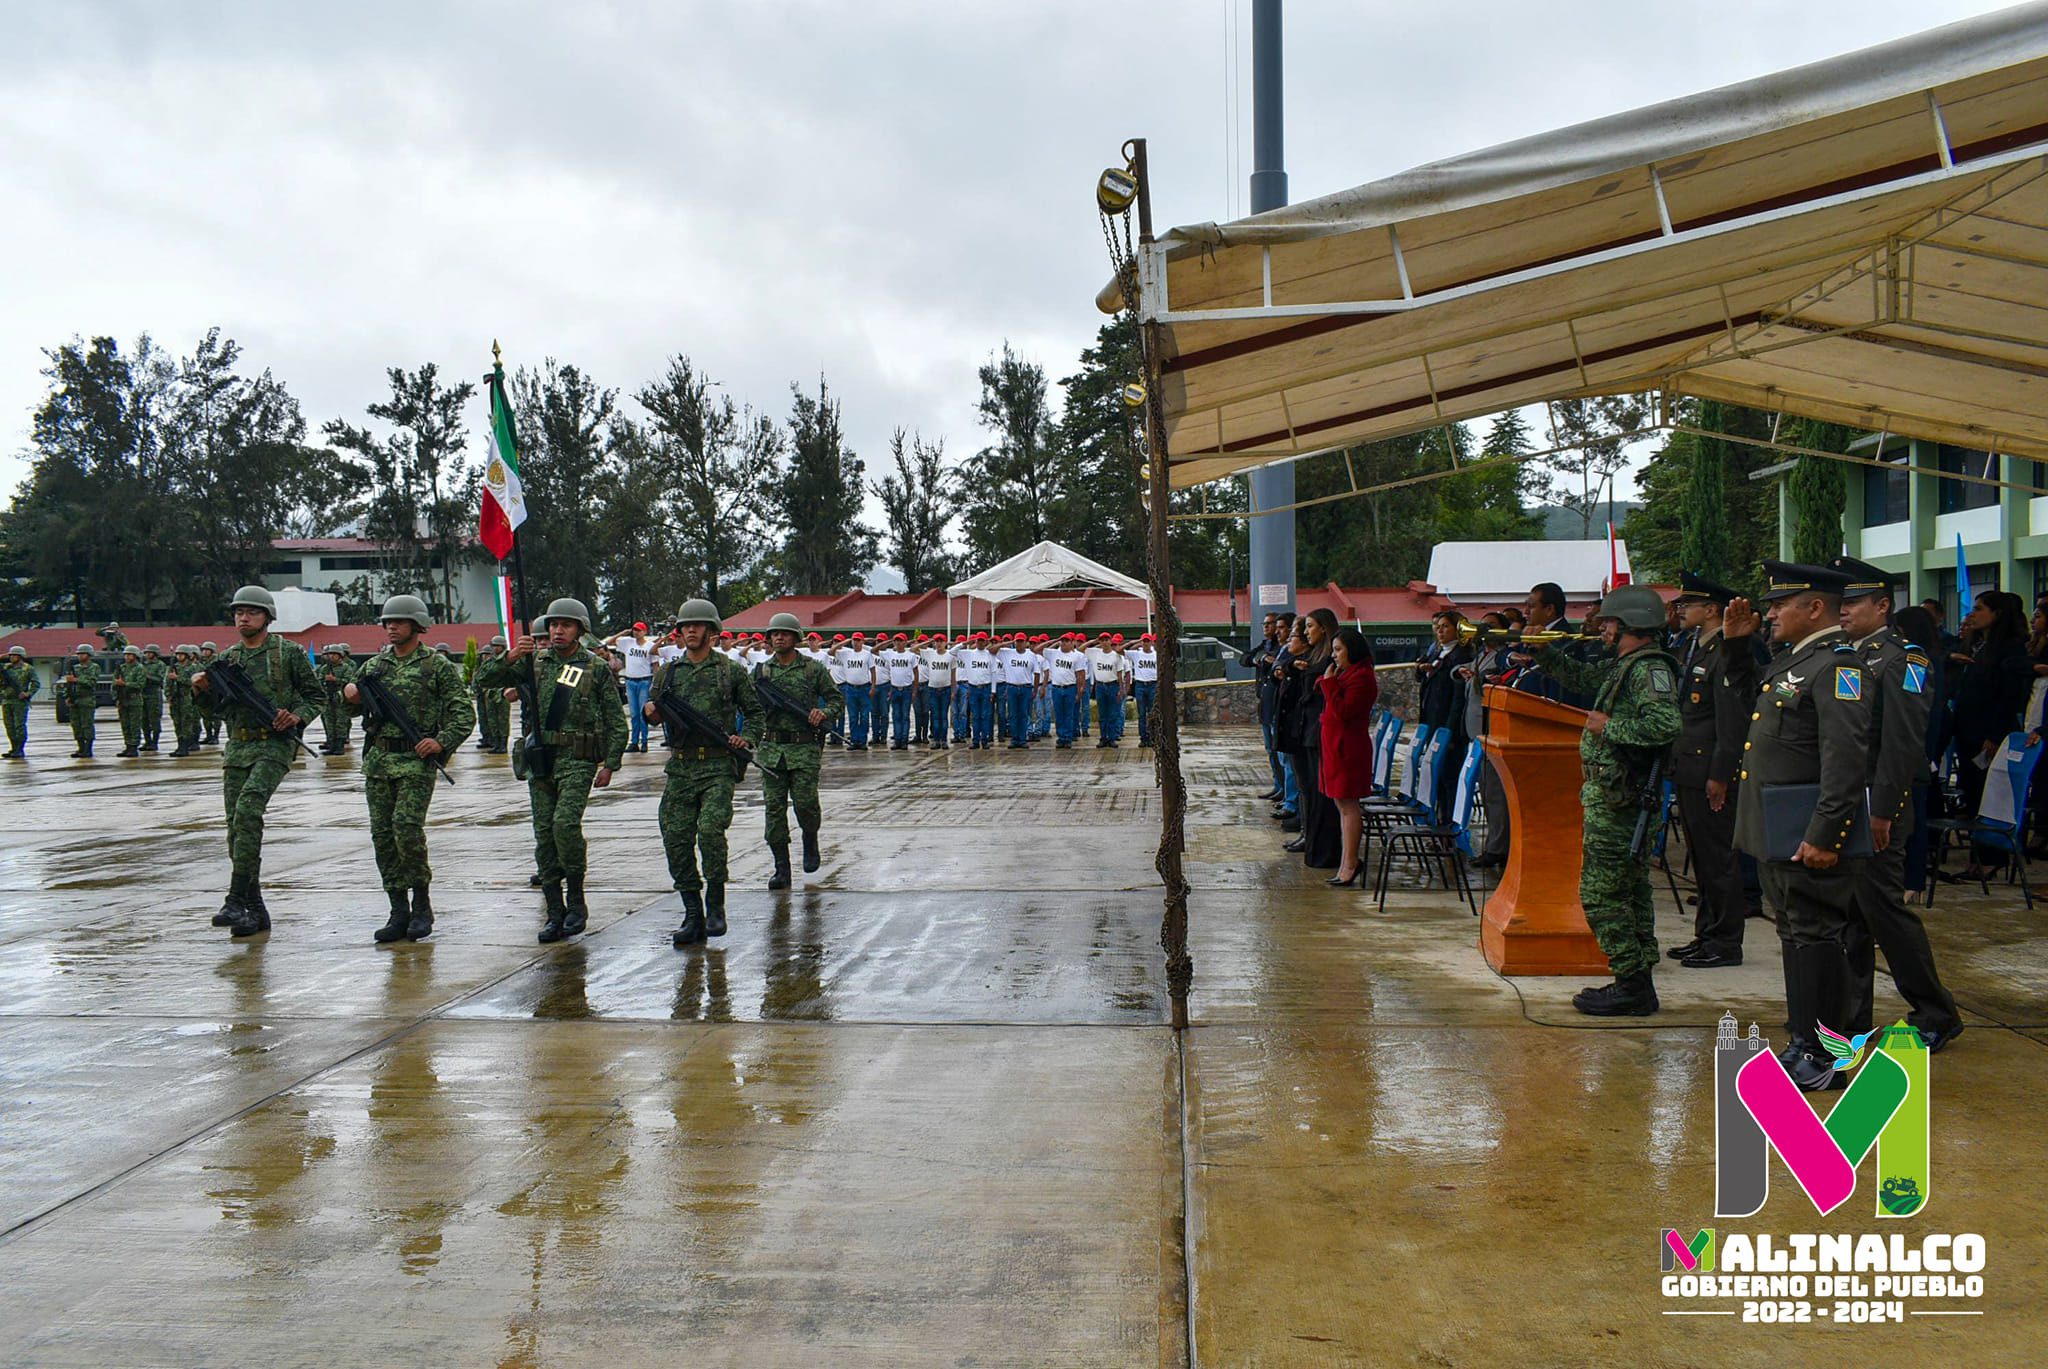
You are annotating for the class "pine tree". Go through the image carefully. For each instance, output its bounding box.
[324,363,476,617]
[873,428,957,592]
[1678,428,1731,582]
[508,360,617,615]
[773,378,878,594]
[631,356,782,606]
[963,343,1067,560]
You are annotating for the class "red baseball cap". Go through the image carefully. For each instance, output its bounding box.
[807,631,822,639]
[894,632,908,641]
[1097,630,1112,638]
[1141,632,1155,641]
[832,633,846,641]
[1112,634,1125,644]
[852,632,866,640]
[634,621,647,632]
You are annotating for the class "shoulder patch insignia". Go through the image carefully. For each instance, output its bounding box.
[1903,662,1927,694]
[1834,667,1863,701]
[1648,666,1675,694]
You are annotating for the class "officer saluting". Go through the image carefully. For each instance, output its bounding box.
[1723,562,1873,1090]
[1666,572,1753,969]
[1831,556,1964,1051]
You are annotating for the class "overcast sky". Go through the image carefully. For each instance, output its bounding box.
[0,0,2023,531]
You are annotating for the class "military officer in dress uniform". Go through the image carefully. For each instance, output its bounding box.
[1724,562,1873,1090]
[1832,556,1964,1051]
[1665,572,1752,969]
[1529,586,1684,1015]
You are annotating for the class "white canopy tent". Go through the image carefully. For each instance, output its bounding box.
[1126,2,2048,495]
[945,540,1153,636]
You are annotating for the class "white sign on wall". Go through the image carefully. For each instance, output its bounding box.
[1257,583,1291,606]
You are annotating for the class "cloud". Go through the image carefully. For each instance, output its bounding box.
[0,0,2018,522]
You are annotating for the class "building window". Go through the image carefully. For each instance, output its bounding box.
[1861,454,1909,526]
[1935,565,2001,627]
[2034,560,2048,607]
[319,555,384,571]
[264,561,303,576]
[1935,445,1999,514]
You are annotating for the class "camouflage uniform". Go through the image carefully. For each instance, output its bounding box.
[140,648,167,751]
[348,644,474,893]
[198,646,221,743]
[319,648,359,752]
[473,642,511,752]
[753,652,844,878]
[653,650,759,896]
[169,649,203,755]
[195,635,322,887]
[1535,642,1683,979]
[477,642,628,885]
[62,650,99,756]
[1,650,39,757]
[112,648,148,755]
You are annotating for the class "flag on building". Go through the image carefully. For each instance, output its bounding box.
[1956,534,1973,612]
[1607,521,1630,587]
[479,351,526,561]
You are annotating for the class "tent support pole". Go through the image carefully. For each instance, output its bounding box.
[1133,137,1194,1033]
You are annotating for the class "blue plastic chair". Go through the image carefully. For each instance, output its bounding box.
[1374,741,1485,912]
[1929,731,2043,909]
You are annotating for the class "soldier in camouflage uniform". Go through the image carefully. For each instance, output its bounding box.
[753,610,843,891]
[474,636,511,753]
[140,644,167,752]
[193,585,323,938]
[649,598,758,947]
[1,645,39,758]
[318,644,358,754]
[112,643,147,757]
[62,645,98,758]
[479,597,628,944]
[168,644,203,756]
[344,595,475,943]
[198,642,221,744]
[1530,585,1683,1016]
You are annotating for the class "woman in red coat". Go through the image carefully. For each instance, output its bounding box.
[1318,626,1382,885]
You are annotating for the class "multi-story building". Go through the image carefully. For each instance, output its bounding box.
[264,537,497,622]
[1836,438,2048,619]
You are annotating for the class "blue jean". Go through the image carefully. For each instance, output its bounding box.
[625,677,652,746]
[1094,683,1125,742]
[871,683,892,744]
[1134,681,1157,744]
[843,683,871,746]
[953,687,972,739]
[1052,683,1080,743]
[1280,751,1299,814]
[1260,712,1283,789]
[1031,689,1050,738]
[1004,683,1031,744]
[927,686,952,742]
[890,686,912,743]
[969,684,994,745]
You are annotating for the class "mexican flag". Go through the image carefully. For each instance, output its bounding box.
[479,357,526,561]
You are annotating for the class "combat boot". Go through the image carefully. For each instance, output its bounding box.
[212,873,247,927]
[405,885,434,941]
[228,879,270,938]
[767,845,792,891]
[538,882,568,944]
[673,890,706,947]
[141,741,158,753]
[800,826,821,874]
[705,883,728,938]
[373,888,411,943]
[117,746,138,758]
[1571,971,1659,1017]
[562,874,589,937]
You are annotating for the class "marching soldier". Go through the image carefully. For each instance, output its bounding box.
[1,645,38,758]
[648,599,757,946]
[1723,562,1873,1090]
[319,644,359,754]
[169,644,203,756]
[475,635,511,753]
[1832,556,1965,1050]
[112,643,147,757]
[480,598,628,944]
[755,611,843,890]
[140,644,167,752]
[1665,573,1751,969]
[198,642,222,744]
[62,644,99,758]
[344,595,475,943]
[1529,585,1683,1016]
[191,586,323,938]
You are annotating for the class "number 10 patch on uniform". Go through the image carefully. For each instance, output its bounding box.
[1834,667,1863,701]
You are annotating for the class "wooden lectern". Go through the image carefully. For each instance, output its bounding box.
[1479,685,1609,975]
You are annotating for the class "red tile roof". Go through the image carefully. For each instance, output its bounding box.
[0,623,506,659]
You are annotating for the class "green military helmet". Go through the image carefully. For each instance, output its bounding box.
[103,621,120,631]
[122,643,141,657]
[144,643,161,655]
[489,635,507,648]
[175,644,199,656]
[7,645,25,657]
[228,584,276,616]
[542,597,592,632]
[766,611,803,635]
[1595,585,1669,631]
[378,593,432,628]
[74,643,95,655]
[674,598,721,631]
[201,640,218,651]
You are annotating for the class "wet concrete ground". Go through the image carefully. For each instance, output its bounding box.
[1,721,2043,1365]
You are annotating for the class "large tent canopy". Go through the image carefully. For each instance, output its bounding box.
[1142,3,2048,490]
[945,540,1152,633]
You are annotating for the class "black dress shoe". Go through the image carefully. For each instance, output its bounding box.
[1283,838,1307,853]
[1259,788,1283,801]
[1920,1021,1965,1053]
[1469,854,1504,870]
[1679,948,1742,969]
[1280,817,1302,833]
[1665,940,1702,961]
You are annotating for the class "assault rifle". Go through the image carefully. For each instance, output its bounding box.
[356,668,455,785]
[752,667,847,744]
[653,684,753,779]
[203,657,319,762]
[1628,753,1668,863]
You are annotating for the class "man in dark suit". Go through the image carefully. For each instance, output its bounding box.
[1665,573,1750,969]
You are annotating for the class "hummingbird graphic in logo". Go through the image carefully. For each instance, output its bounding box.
[1816,1023,1871,1072]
